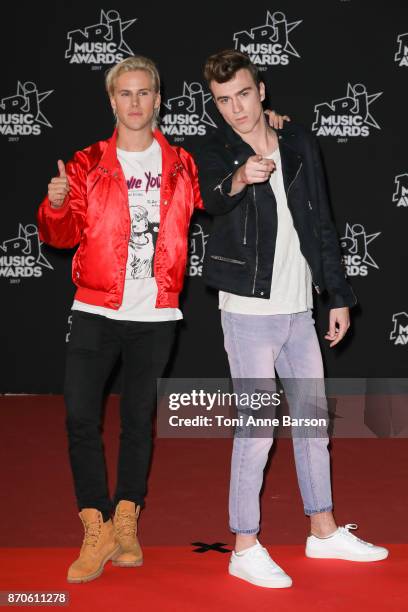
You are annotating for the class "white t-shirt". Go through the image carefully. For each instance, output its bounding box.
[73,139,182,321]
[219,147,313,315]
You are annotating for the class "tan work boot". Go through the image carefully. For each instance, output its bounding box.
[112,500,143,567]
[67,509,120,583]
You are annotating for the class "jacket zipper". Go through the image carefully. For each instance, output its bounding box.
[243,199,249,245]
[252,185,259,294]
[166,163,182,205]
[286,161,303,198]
[349,284,358,306]
[211,255,246,265]
[306,261,321,295]
[215,171,233,195]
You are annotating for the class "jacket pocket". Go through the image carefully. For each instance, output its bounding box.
[210,255,246,265]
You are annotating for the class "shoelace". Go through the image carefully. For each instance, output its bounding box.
[251,544,279,569]
[81,518,102,547]
[339,523,374,547]
[116,512,136,537]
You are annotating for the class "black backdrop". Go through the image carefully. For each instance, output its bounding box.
[1,1,407,393]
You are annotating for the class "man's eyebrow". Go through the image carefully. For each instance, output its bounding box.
[215,86,252,101]
[118,88,152,93]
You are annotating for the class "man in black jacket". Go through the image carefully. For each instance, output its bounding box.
[197,50,388,589]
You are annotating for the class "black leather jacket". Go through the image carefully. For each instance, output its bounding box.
[197,121,357,309]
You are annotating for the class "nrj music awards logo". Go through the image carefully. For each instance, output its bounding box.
[0,81,53,137]
[186,224,208,276]
[161,82,216,138]
[393,174,408,207]
[340,223,381,277]
[390,312,408,346]
[0,224,53,279]
[395,33,408,67]
[65,10,136,65]
[233,11,302,67]
[312,84,382,138]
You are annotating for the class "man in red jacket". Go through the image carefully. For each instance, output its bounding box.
[38,54,286,584]
[37,55,205,583]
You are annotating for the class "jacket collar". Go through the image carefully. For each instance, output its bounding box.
[218,120,302,195]
[278,138,303,195]
[152,129,184,202]
[96,128,184,204]
[218,121,254,162]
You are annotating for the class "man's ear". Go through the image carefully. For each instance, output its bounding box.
[259,81,266,102]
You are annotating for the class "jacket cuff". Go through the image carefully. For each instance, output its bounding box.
[43,196,71,218]
[215,171,248,202]
[328,288,358,309]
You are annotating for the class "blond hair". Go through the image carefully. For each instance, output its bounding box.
[105,56,161,127]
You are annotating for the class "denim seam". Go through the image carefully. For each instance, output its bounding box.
[271,314,292,363]
[280,341,320,512]
[228,313,249,535]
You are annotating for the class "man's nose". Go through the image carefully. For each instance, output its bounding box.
[231,97,242,114]
[131,94,140,106]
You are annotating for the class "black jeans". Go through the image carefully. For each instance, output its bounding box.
[64,310,176,521]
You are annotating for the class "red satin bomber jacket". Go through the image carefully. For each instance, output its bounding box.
[37,129,203,309]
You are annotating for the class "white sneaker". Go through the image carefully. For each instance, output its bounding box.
[229,540,292,588]
[306,523,389,562]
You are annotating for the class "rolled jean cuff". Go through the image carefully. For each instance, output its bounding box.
[304,504,333,517]
[230,526,259,535]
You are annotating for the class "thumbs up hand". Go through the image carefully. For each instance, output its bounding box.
[57,159,66,178]
[48,159,70,208]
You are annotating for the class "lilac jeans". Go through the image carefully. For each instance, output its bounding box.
[221,309,333,535]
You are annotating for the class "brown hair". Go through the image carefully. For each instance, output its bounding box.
[204,49,260,86]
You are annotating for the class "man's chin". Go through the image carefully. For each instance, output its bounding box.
[232,122,254,135]
[120,119,154,132]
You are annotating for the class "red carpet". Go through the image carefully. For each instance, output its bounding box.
[0,546,406,611]
[1,395,407,610]
[1,395,407,547]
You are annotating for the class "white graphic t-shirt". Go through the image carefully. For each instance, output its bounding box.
[73,138,182,321]
[219,147,313,315]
